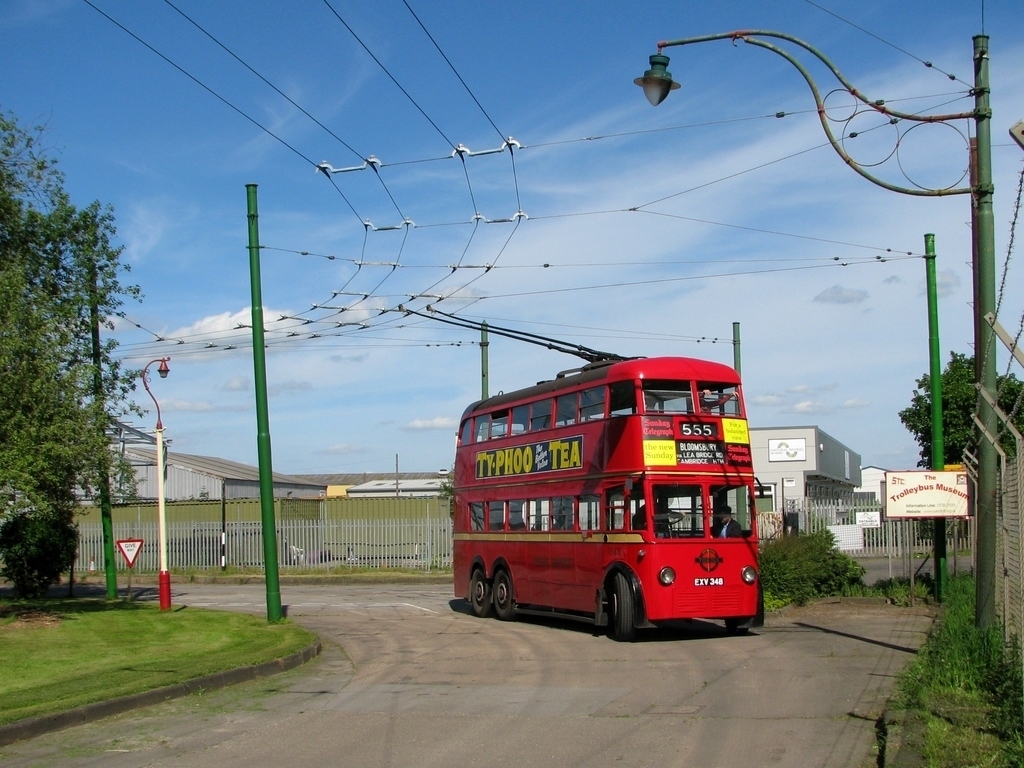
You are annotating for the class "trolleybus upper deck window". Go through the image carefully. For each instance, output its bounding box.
[579,386,606,421]
[555,393,577,427]
[460,419,473,445]
[474,414,491,442]
[511,405,528,435]
[530,400,552,431]
[642,381,695,414]
[609,381,637,416]
[697,384,741,416]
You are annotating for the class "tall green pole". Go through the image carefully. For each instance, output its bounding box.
[972,35,997,629]
[246,184,283,623]
[924,233,947,602]
[90,261,118,599]
[732,322,741,374]
[481,320,489,400]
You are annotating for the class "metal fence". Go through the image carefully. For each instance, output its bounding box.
[76,516,453,574]
[760,498,975,564]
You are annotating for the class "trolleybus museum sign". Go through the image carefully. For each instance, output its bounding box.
[884,471,970,519]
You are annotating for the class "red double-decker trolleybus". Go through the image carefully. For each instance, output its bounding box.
[453,356,760,641]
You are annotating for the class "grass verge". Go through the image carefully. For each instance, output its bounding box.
[0,599,316,726]
[896,574,1024,767]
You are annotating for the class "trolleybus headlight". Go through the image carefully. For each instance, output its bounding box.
[741,566,757,584]
[659,567,676,586]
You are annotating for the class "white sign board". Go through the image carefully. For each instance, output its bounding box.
[116,539,144,568]
[828,524,864,552]
[856,510,881,529]
[768,438,806,462]
[884,471,970,518]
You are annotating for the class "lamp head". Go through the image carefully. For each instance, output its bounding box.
[634,52,680,106]
[157,358,170,379]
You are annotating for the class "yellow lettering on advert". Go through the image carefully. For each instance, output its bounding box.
[570,439,581,468]
[721,418,749,444]
[522,446,533,473]
[503,449,514,475]
[643,440,676,466]
[494,450,506,475]
[560,440,570,468]
[476,452,488,478]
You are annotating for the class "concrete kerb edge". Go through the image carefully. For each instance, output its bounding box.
[0,639,323,748]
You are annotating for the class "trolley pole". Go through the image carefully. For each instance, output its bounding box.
[924,233,946,602]
[246,184,283,623]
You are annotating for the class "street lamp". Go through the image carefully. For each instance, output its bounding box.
[142,357,172,611]
[637,32,998,625]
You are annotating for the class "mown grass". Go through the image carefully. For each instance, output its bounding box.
[897,575,1024,767]
[0,599,316,726]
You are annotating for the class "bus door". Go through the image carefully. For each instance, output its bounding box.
[573,492,605,612]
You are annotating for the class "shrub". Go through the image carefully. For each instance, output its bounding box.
[759,528,865,606]
[0,509,78,598]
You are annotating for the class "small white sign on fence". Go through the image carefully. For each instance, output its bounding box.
[856,510,881,528]
[884,471,970,518]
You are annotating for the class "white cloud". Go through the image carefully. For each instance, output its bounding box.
[320,443,366,456]
[164,399,246,413]
[223,377,248,392]
[751,394,784,405]
[269,380,313,396]
[841,399,870,409]
[813,285,869,304]
[405,417,459,431]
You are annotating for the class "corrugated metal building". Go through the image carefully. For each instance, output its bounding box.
[292,471,450,498]
[127,447,327,501]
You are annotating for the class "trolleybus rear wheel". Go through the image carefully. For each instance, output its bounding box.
[469,568,494,618]
[610,572,636,642]
[493,569,516,621]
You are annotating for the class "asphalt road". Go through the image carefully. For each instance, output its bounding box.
[1,582,934,768]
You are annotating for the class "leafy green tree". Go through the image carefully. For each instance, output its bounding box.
[0,111,138,595]
[899,351,1024,468]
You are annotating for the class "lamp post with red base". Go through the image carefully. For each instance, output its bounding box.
[142,357,171,610]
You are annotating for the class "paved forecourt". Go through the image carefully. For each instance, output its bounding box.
[0,581,933,768]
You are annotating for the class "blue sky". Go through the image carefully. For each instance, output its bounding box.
[3,1,1023,474]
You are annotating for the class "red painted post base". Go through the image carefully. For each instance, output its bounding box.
[158,570,172,611]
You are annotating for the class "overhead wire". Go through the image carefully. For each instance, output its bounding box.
[801,0,971,87]
[81,0,319,168]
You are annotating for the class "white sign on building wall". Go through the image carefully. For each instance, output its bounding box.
[768,438,806,462]
[884,471,970,518]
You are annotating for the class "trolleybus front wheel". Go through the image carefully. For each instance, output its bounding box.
[725,618,750,635]
[610,572,636,642]
[492,569,516,621]
[469,568,494,618]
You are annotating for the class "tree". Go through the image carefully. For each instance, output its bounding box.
[899,351,1024,468]
[0,111,138,596]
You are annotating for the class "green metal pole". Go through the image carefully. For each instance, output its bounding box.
[972,35,997,629]
[732,322,741,374]
[246,184,283,623]
[90,261,118,599]
[481,320,489,400]
[925,233,947,602]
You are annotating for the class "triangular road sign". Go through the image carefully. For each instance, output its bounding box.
[116,539,144,568]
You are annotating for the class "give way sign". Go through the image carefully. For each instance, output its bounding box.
[116,539,144,568]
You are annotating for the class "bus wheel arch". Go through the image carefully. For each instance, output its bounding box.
[492,567,517,621]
